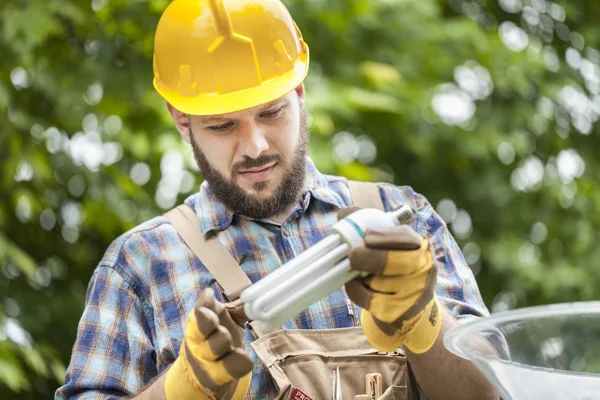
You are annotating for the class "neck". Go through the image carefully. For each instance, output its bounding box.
[268,201,299,225]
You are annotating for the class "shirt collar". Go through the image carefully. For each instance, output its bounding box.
[303,157,347,210]
[188,157,346,236]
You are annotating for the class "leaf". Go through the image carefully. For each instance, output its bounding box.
[1,235,37,279]
[0,355,29,392]
[1,2,62,51]
[344,87,403,114]
[50,358,66,383]
[360,61,403,87]
[130,133,151,160]
[0,82,9,112]
[52,1,87,24]
[337,162,375,182]
[22,347,48,376]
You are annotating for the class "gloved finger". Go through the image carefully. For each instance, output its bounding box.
[346,277,423,323]
[186,308,231,361]
[346,277,431,326]
[220,348,254,380]
[187,323,232,362]
[198,288,246,347]
[363,226,422,251]
[337,206,361,221]
[348,271,430,302]
[384,240,431,276]
[361,310,404,352]
[203,326,234,361]
[224,298,250,326]
[348,246,387,275]
[197,288,226,316]
[345,278,375,311]
[363,309,400,337]
[364,268,438,327]
[367,270,430,294]
[349,238,430,276]
[182,343,253,390]
[216,305,246,348]
[188,307,220,343]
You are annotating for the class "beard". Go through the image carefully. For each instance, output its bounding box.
[190,111,309,220]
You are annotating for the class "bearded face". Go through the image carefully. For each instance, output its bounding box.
[188,97,309,220]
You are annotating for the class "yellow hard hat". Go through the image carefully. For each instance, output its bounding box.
[152,0,310,116]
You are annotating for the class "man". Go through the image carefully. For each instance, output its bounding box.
[56,0,498,399]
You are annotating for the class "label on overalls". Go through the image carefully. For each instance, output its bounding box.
[291,388,313,400]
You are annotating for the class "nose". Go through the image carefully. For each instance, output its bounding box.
[238,120,269,159]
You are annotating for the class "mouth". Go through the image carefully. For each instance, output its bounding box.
[237,161,277,183]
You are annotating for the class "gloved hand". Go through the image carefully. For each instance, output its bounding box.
[340,207,442,354]
[165,288,253,400]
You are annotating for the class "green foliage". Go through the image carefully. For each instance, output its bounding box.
[1,0,599,397]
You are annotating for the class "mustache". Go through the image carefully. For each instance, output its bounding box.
[233,154,281,172]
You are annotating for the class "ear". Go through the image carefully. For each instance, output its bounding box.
[166,103,192,143]
[294,84,305,106]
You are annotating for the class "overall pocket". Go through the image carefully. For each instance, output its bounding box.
[251,327,417,400]
[276,350,411,399]
[378,385,409,400]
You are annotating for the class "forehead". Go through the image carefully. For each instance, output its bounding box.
[197,93,292,124]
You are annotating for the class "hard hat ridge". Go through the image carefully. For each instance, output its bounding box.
[152,0,310,115]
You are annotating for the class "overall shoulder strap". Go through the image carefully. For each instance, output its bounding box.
[347,180,384,211]
[163,181,383,300]
[163,204,251,301]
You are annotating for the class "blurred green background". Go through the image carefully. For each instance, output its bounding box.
[1,0,599,397]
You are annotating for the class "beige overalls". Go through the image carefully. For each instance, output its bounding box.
[165,181,419,400]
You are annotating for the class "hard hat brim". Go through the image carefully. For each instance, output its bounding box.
[154,49,309,116]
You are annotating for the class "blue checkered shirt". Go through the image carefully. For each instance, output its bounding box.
[55,158,489,399]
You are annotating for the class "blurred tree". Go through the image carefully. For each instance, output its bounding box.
[0,0,599,397]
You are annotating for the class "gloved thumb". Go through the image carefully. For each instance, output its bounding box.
[361,310,404,352]
[224,299,250,327]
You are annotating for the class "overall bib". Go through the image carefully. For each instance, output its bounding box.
[165,181,420,400]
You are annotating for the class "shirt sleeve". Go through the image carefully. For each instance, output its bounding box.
[380,183,490,321]
[55,265,157,399]
[412,191,490,321]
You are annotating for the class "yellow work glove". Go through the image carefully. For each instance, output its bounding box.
[340,208,442,355]
[165,288,253,400]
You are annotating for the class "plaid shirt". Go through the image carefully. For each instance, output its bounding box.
[55,158,489,399]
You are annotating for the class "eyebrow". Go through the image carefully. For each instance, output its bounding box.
[199,99,284,124]
[200,115,229,124]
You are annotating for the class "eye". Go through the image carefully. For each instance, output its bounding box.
[260,106,285,119]
[207,122,234,132]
